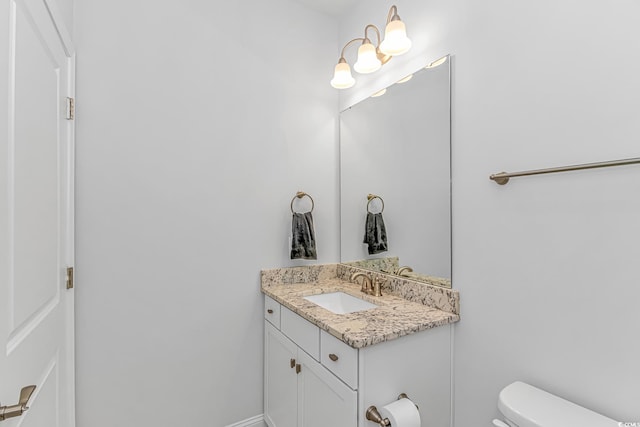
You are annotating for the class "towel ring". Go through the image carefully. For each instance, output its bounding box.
[291,191,315,214]
[367,194,385,214]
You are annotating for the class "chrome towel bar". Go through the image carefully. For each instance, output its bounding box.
[490,157,640,185]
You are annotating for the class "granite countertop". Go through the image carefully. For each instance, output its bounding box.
[261,264,460,349]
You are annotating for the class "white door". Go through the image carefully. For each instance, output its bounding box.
[0,0,75,425]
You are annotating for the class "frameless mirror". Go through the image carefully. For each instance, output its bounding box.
[339,55,451,287]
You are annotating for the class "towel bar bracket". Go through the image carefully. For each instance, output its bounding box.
[490,172,510,185]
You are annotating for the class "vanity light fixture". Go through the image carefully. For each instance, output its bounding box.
[330,59,356,89]
[331,5,412,89]
[379,6,412,56]
[354,34,382,74]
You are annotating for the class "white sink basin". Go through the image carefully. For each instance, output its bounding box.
[304,292,378,314]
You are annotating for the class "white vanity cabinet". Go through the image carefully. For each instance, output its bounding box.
[264,314,357,426]
[264,295,452,427]
[264,322,298,427]
[294,338,357,426]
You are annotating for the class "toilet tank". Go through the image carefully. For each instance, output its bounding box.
[498,381,619,427]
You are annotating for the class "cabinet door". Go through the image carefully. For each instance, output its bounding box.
[297,350,357,427]
[264,323,298,427]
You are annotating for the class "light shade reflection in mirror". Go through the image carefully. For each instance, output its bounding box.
[339,55,451,288]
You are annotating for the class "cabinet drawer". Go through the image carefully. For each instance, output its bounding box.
[264,296,281,329]
[281,307,319,361]
[320,330,358,389]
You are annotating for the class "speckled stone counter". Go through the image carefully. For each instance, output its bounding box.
[341,257,399,273]
[261,264,460,349]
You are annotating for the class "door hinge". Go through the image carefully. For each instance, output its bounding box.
[65,97,75,120]
[66,267,74,289]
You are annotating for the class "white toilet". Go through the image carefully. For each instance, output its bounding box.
[494,381,619,427]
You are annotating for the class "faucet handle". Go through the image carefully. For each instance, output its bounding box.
[350,272,373,294]
[371,277,385,297]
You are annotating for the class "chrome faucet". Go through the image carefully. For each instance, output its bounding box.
[350,272,373,295]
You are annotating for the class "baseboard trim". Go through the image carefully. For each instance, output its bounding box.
[225,414,265,427]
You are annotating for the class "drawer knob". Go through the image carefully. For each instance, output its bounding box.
[267,309,274,314]
[290,358,296,369]
[328,353,339,362]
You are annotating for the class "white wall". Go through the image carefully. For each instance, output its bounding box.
[74,0,640,425]
[74,1,338,425]
[339,0,640,425]
[54,0,73,40]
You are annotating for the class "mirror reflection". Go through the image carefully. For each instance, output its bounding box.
[339,55,451,287]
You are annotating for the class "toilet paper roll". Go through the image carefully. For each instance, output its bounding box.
[379,398,421,427]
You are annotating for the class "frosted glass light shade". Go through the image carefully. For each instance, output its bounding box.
[380,20,412,56]
[353,42,382,74]
[330,61,355,89]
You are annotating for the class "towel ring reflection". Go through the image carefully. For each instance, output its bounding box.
[367,194,385,214]
[291,191,315,214]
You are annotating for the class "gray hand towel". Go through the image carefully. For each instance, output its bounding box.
[291,212,317,260]
[363,212,388,255]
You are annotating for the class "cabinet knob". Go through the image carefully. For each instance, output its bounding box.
[290,358,296,369]
[295,364,301,374]
[328,354,339,362]
[267,309,274,314]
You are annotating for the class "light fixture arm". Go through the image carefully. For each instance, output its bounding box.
[363,24,382,46]
[339,37,366,60]
[387,5,400,23]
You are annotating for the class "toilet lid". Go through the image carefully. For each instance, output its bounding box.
[498,382,619,427]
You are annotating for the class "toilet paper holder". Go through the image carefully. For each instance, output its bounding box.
[365,393,419,426]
